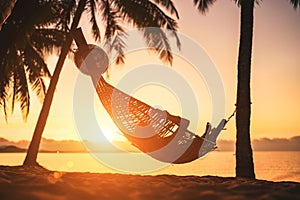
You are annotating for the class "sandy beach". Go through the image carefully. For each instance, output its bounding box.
[0,166,299,200]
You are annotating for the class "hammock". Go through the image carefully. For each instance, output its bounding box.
[93,76,227,164]
[73,28,229,164]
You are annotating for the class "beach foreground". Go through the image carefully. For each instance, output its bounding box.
[0,166,299,200]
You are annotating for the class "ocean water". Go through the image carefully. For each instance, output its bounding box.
[0,151,299,182]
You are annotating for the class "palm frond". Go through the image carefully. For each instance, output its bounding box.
[289,0,300,9]
[0,55,12,121]
[11,74,17,114]
[151,0,179,19]
[31,28,66,56]
[193,0,217,14]
[110,31,127,64]
[24,43,51,78]
[113,0,178,30]
[31,77,46,103]
[3,99,8,122]
[12,62,30,121]
[0,85,9,122]
[88,0,101,41]
[112,0,180,64]
[100,0,127,63]
[56,0,77,31]
[23,41,50,103]
[17,67,30,121]
[142,27,173,64]
[0,61,10,102]
[100,0,123,39]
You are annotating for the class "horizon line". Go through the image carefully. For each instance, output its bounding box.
[1,135,300,143]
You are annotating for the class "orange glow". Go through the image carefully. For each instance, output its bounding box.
[1,0,299,144]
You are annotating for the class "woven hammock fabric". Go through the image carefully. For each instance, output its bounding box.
[94,76,225,164]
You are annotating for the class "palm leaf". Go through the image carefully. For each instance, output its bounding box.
[193,0,216,13]
[88,0,101,41]
[100,0,127,63]
[112,0,180,64]
[142,27,173,64]
[31,28,66,56]
[17,66,30,121]
[289,0,300,8]
[31,77,46,103]
[12,61,30,121]
[110,31,127,64]
[24,42,51,78]
[0,54,13,120]
[151,0,179,19]
[22,41,50,104]
[56,0,77,31]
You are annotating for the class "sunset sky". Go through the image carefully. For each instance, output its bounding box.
[0,0,299,144]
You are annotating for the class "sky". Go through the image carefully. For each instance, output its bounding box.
[0,0,299,143]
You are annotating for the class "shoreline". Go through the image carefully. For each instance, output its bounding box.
[0,165,299,199]
[1,152,299,183]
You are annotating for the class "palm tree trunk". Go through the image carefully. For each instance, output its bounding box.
[235,0,255,179]
[23,0,86,166]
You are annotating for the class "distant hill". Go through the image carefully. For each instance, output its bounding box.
[0,136,299,153]
[216,136,300,151]
[0,137,86,153]
[0,145,26,153]
[0,137,135,153]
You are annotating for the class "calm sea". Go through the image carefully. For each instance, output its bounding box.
[0,151,299,182]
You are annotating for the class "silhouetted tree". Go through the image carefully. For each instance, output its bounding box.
[0,0,66,122]
[23,0,180,166]
[193,0,299,179]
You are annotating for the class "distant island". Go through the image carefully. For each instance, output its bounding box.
[218,136,300,151]
[0,136,299,153]
[0,145,26,153]
[0,137,137,153]
[0,145,65,153]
